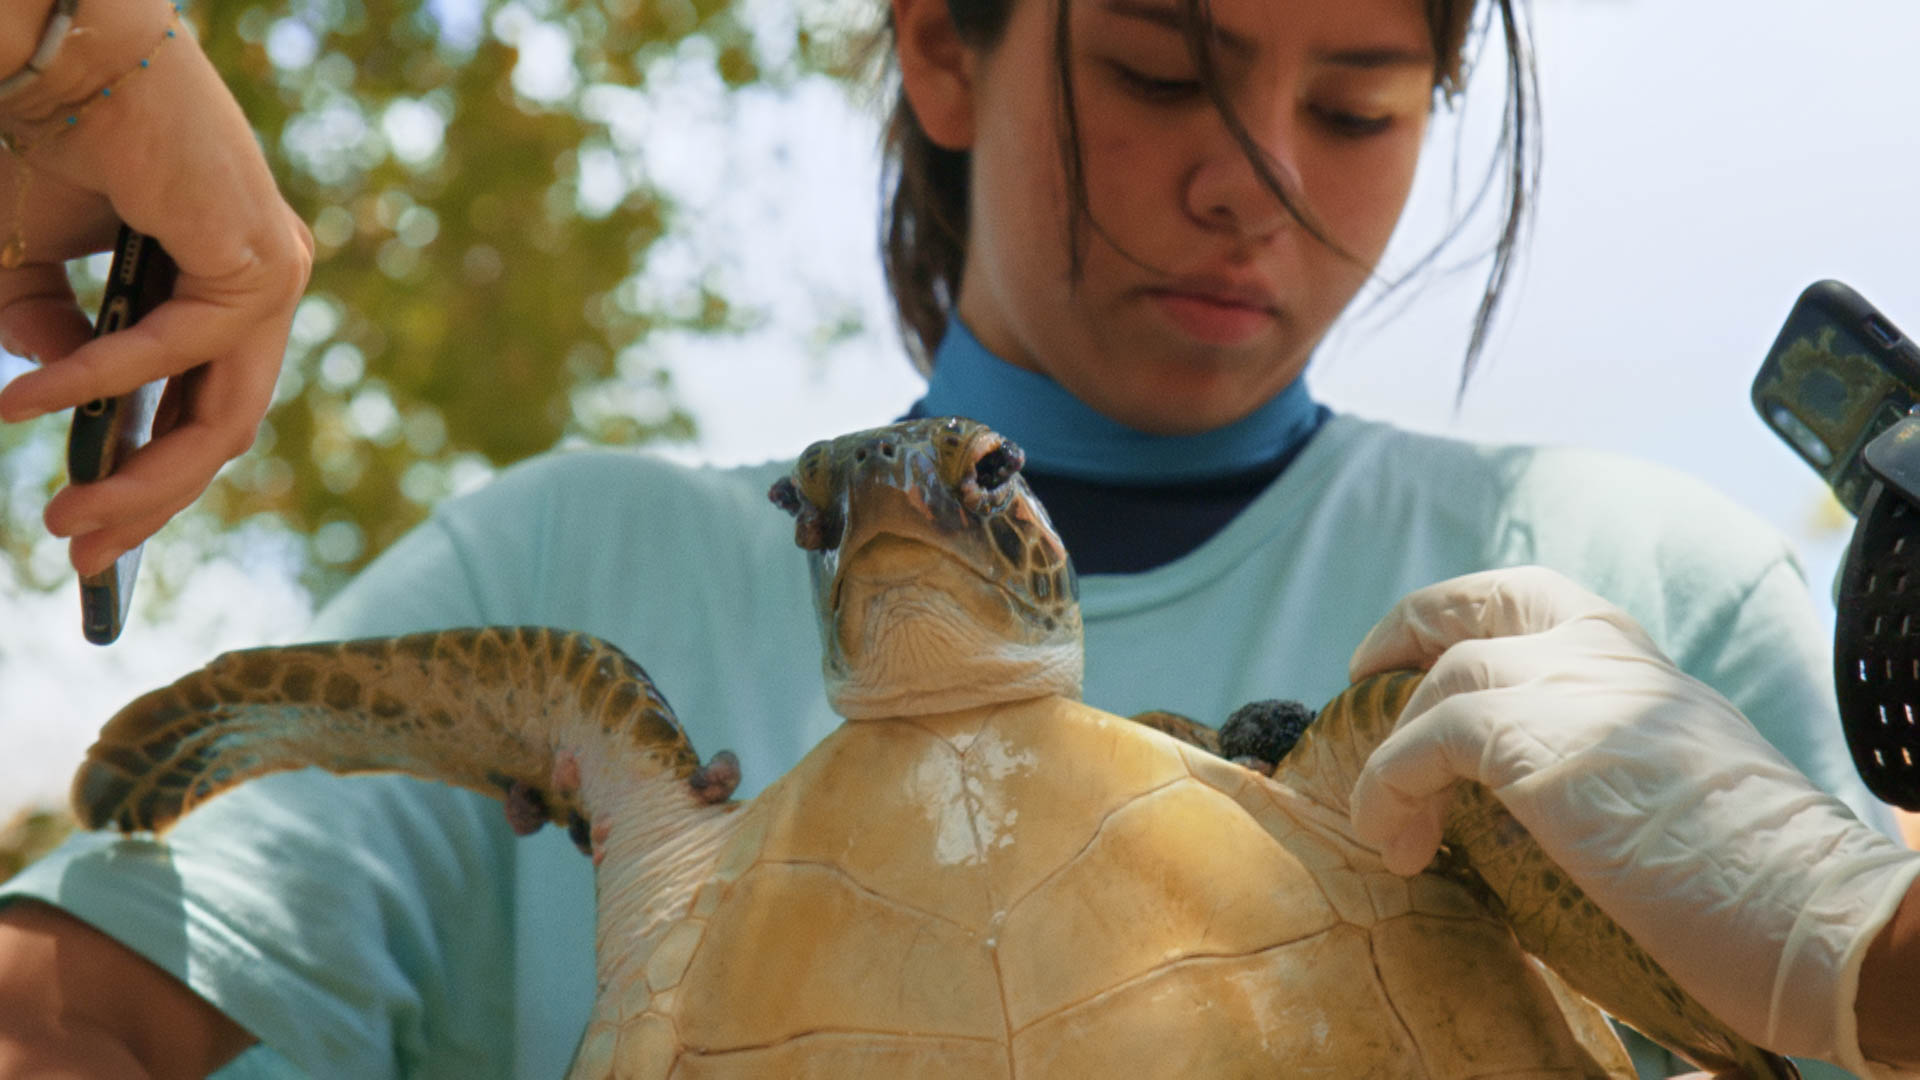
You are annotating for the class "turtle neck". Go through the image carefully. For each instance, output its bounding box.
[907,320,1330,573]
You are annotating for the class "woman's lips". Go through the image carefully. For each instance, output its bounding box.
[1147,288,1279,346]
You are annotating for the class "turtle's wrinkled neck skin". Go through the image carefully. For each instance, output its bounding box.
[771,417,1084,720]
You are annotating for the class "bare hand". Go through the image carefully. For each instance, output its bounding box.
[0,6,312,575]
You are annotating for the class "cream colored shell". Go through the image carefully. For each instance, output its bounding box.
[588,695,1632,1079]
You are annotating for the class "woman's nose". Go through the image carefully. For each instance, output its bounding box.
[1183,107,1304,242]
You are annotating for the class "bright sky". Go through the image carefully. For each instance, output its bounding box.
[3,0,1918,814]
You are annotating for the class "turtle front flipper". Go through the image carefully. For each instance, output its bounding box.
[1298,673,1798,1080]
[1127,709,1220,754]
[72,627,736,846]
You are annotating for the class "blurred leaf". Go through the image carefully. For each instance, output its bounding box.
[0,808,75,880]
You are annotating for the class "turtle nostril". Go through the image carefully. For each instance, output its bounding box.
[878,440,896,459]
[974,440,1025,491]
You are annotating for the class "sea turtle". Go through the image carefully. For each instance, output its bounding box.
[71,417,1796,1078]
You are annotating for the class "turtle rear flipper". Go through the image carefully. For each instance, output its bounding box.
[1125,700,1315,775]
[1308,673,1798,1080]
[72,627,728,841]
[1441,785,1798,1080]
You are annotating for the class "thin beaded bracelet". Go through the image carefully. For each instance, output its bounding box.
[0,2,182,268]
[0,0,80,103]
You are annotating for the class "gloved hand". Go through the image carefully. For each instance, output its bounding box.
[1347,566,1920,1077]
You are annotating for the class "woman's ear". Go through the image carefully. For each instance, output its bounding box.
[893,0,977,150]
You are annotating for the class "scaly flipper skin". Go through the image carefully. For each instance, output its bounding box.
[1126,709,1219,754]
[1295,673,1799,1080]
[73,625,748,1079]
[72,626,726,838]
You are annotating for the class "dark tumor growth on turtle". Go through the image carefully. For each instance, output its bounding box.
[1220,698,1316,774]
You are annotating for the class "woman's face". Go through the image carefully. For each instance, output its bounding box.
[954,0,1437,434]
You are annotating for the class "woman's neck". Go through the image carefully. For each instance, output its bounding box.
[914,319,1324,484]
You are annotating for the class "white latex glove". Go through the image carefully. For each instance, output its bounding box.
[1347,566,1920,1077]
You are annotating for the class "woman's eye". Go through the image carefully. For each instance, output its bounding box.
[1111,64,1202,103]
[1311,105,1395,137]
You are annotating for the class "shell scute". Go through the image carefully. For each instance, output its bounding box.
[971,699,1190,906]
[1407,873,1487,921]
[749,718,997,930]
[1366,872,1414,922]
[1267,814,1347,869]
[1311,865,1377,929]
[995,779,1338,1031]
[670,1034,1009,1080]
[1011,925,1423,1078]
[677,861,1003,1051]
[1370,915,1610,1078]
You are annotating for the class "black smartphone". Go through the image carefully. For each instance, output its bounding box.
[66,226,178,645]
[1751,280,1920,515]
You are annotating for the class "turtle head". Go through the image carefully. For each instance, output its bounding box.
[769,417,1083,719]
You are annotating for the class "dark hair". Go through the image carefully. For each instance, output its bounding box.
[876,0,1540,400]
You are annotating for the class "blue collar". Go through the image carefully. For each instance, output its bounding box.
[913,320,1325,484]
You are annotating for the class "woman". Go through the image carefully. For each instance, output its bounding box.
[0,0,1893,1075]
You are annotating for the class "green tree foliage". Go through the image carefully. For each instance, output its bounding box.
[1,0,861,598]
[0,807,73,880]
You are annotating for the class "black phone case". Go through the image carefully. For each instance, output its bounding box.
[1755,282,1920,808]
[68,229,177,481]
[67,227,177,644]
[1751,280,1920,515]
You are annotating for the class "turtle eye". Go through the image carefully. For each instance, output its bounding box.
[768,477,804,516]
[973,441,1024,492]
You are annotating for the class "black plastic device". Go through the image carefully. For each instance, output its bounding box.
[1753,280,1920,809]
[66,225,177,645]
